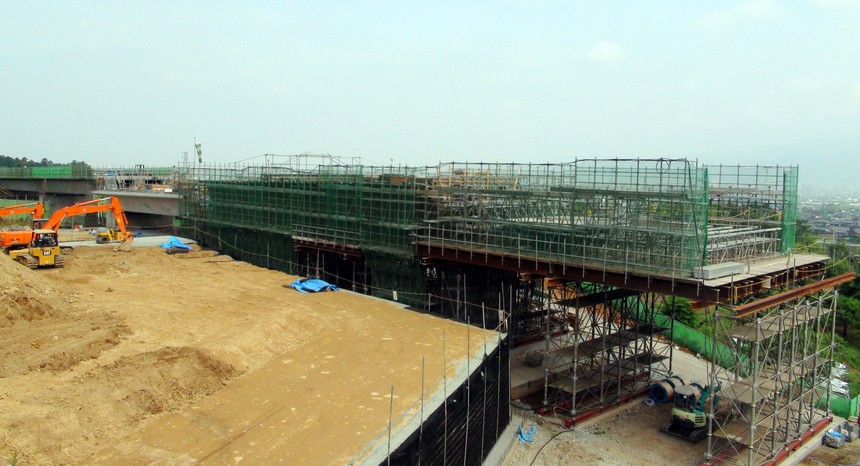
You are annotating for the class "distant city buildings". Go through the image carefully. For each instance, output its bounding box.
[799,184,860,241]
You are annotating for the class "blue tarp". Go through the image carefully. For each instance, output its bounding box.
[516,425,536,444]
[289,278,340,294]
[159,236,193,250]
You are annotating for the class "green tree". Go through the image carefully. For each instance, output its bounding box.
[796,218,820,250]
[660,296,702,329]
[827,242,860,336]
[0,155,55,167]
[839,296,860,338]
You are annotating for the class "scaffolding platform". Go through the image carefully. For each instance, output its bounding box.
[708,286,836,466]
[728,307,831,342]
[701,254,828,288]
[511,322,663,399]
[551,323,659,360]
[547,352,667,395]
[714,421,771,445]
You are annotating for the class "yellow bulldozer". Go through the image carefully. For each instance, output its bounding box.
[7,229,64,269]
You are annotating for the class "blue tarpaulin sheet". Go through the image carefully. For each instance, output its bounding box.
[517,425,536,444]
[289,278,340,293]
[159,237,193,250]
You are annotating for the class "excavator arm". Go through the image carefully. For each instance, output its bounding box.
[41,197,133,249]
[110,199,131,236]
[0,202,44,219]
[41,197,130,236]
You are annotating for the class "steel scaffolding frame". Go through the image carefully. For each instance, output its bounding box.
[422,264,512,327]
[705,164,799,264]
[505,278,549,345]
[178,158,799,283]
[705,288,838,465]
[540,282,672,417]
[421,159,710,279]
[174,155,815,445]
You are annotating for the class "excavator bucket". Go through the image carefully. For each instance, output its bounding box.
[113,235,133,253]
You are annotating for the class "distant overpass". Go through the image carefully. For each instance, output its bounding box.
[92,190,178,226]
[0,164,95,206]
[0,164,179,227]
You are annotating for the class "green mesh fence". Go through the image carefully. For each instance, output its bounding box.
[364,250,426,308]
[91,166,176,176]
[181,165,420,255]
[705,164,799,262]
[0,199,27,207]
[424,159,710,277]
[820,394,859,419]
[696,168,710,267]
[176,158,799,309]
[663,316,749,372]
[0,163,93,179]
[629,299,747,371]
[780,167,799,253]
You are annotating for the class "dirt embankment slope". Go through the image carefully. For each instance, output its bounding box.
[1,245,487,464]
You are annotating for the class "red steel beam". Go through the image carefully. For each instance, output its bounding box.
[417,242,831,305]
[732,272,856,318]
[415,242,723,302]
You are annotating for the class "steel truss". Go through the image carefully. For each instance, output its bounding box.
[506,277,557,346]
[705,288,838,465]
[539,282,672,417]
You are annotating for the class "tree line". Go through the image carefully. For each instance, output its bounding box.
[0,155,57,167]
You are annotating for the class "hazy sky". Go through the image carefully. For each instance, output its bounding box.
[2,1,858,186]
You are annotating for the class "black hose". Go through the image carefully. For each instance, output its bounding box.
[528,428,575,466]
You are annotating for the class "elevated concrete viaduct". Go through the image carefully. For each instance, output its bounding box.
[1,177,179,228]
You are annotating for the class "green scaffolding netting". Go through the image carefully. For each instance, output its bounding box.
[0,163,93,179]
[629,299,749,372]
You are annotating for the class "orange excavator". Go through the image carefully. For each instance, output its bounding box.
[8,197,133,269]
[0,202,45,253]
[38,196,133,246]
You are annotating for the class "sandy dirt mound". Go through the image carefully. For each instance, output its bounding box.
[1,289,57,325]
[0,255,62,327]
[1,244,489,465]
[0,245,348,464]
[106,347,239,420]
[11,318,130,375]
[0,253,131,378]
[2,346,240,463]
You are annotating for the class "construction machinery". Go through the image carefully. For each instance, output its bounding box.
[0,201,44,220]
[95,227,130,244]
[5,197,134,269]
[7,229,63,269]
[38,197,133,248]
[0,202,45,253]
[660,382,721,443]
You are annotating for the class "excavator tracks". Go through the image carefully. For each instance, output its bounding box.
[54,254,65,268]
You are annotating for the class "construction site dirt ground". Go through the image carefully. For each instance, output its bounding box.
[0,235,844,465]
[800,435,860,465]
[505,403,857,466]
[0,239,493,464]
[504,402,708,466]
